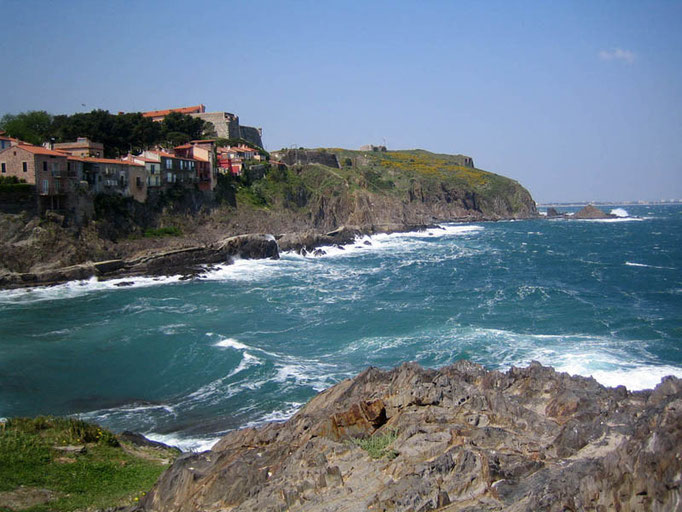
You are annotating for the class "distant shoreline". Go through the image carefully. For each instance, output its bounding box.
[537,200,682,207]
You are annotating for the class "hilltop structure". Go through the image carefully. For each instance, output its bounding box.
[140,104,264,148]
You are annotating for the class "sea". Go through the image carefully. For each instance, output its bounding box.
[1,204,680,451]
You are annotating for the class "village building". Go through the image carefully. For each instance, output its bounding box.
[52,137,104,158]
[141,105,206,123]
[173,141,215,191]
[0,144,80,212]
[81,157,147,203]
[124,155,163,189]
[141,150,197,190]
[0,134,19,151]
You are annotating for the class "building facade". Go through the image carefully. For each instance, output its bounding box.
[0,144,77,211]
[53,137,105,158]
[82,158,147,202]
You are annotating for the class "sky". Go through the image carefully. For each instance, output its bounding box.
[2,0,681,203]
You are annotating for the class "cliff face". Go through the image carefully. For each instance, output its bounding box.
[139,362,681,512]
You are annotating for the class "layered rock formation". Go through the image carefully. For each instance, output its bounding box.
[137,362,682,512]
[0,234,279,289]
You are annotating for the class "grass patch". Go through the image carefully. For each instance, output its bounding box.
[0,416,176,512]
[351,430,399,460]
[143,226,182,238]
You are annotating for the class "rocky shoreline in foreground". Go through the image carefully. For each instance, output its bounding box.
[132,360,681,512]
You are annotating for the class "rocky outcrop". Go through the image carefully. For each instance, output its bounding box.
[137,362,682,512]
[0,234,279,289]
[573,205,615,219]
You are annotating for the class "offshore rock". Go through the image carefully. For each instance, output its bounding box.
[137,362,682,512]
[573,204,615,219]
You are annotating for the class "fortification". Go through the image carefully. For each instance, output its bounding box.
[190,112,263,148]
[270,149,340,169]
[138,105,264,148]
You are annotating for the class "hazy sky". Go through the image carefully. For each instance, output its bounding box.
[3,0,681,202]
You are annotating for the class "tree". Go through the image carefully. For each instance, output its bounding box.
[160,112,205,143]
[0,111,53,145]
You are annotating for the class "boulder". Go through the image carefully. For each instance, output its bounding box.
[137,362,682,512]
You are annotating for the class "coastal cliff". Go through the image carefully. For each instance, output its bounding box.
[137,361,681,512]
[0,149,536,287]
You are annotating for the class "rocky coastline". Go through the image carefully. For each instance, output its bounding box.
[133,361,682,512]
[0,219,490,290]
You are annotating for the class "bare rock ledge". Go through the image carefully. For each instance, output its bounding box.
[135,361,682,512]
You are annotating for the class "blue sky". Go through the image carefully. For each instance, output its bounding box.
[3,0,681,202]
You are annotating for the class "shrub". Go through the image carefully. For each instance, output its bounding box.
[351,430,398,460]
[143,226,182,238]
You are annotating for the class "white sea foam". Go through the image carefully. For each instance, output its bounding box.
[625,261,674,270]
[575,217,643,223]
[228,352,262,377]
[0,274,183,305]
[144,432,221,453]
[273,359,337,392]
[214,337,251,350]
[288,224,484,260]
[242,402,304,429]
[610,208,629,217]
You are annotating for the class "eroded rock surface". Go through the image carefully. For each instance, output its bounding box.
[137,361,682,512]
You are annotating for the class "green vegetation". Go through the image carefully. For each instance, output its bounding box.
[0,176,27,185]
[0,109,207,158]
[0,176,32,194]
[351,430,399,460]
[143,226,182,237]
[0,417,177,512]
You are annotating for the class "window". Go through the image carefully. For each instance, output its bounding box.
[22,162,28,173]
[54,181,60,193]
[42,179,49,194]
[43,161,47,172]
[165,159,172,170]
[1,163,5,173]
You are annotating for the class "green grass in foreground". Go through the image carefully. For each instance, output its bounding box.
[143,226,182,238]
[0,417,175,512]
[352,429,399,460]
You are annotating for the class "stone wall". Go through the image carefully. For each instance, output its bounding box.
[191,112,240,139]
[239,126,263,148]
[271,149,340,169]
[453,154,475,168]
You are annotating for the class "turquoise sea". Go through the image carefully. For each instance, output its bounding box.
[1,205,681,450]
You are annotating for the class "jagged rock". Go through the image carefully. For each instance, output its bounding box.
[545,207,562,217]
[137,362,682,512]
[573,205,615,219]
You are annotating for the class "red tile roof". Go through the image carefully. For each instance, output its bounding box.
[16,144,69,157]
[174,144,192,150]
[80,156,144,167]
[142,105,205,118]
[150,150,193,161]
